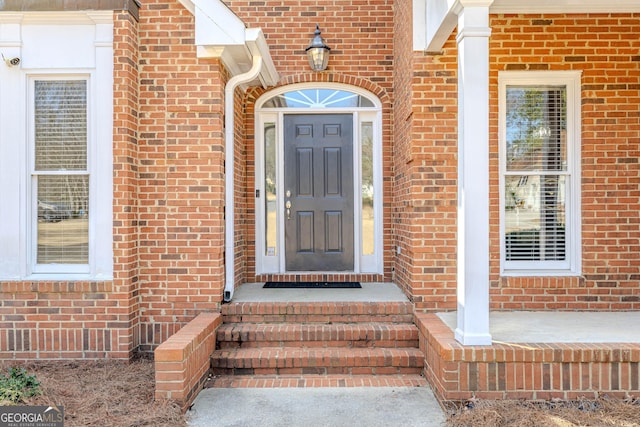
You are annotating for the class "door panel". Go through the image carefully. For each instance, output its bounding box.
[284,114,354,271]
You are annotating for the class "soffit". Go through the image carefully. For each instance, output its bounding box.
[178,0,278,88]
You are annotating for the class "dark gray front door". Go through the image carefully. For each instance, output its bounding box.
[284,114,354,271]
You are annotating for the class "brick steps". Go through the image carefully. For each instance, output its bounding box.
[211,347,424,376]
[211,300,424,387]
[216,323,419,349]
[207,374,429,388]
[220,301,415,324]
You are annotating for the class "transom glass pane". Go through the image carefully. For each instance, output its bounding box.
[262,89,374,109]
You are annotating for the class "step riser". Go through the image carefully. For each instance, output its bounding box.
[216,324,419,349]
[221,302,415,325]
[211,367,423,376]
[218,340,420,349]
[222,314,415,324]
[211,349,424,373]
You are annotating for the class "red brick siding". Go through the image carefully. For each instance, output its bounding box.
[401,26,460,311]
[135,1,225,350]
[489,14,640,311]
[408,13,640,312]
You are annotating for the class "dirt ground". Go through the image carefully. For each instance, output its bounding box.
[1,359,639,426]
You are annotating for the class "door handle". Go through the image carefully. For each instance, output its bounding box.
[285,201,292,220]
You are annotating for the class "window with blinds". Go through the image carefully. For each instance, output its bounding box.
[504,86,567,263]
[33,80,89,266]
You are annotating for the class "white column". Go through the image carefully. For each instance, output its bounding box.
[455,3,492,346]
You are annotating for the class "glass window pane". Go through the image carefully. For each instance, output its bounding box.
[37,175,89,264]
[262,89,375,109]
[35,80,88,171]
[505,86,566,172]
[504,174,566,261]
[264,123,277,256]
[361,122,374,256]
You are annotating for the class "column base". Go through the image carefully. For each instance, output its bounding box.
[455,328,492,346]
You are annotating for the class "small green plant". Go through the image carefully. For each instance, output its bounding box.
[0,367,42,404]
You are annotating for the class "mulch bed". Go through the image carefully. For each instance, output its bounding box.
[2,358,640,426]
[445,396,640,426]
[1,358,186,427]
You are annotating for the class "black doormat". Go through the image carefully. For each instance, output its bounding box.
[263,281,361,289]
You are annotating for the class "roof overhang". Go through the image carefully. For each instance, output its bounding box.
[178,0,279,87]
[416,0,640,53]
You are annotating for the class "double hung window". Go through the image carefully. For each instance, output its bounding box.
[32,79,89,272]
[499,71,581,275]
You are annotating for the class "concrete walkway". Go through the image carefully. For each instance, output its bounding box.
[187,387,446,427]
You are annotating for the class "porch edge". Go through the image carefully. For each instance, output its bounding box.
[416,313,640,401]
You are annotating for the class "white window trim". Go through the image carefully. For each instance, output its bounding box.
[0,12,113,280]
[498,70,582,276]
[254,83,383,275]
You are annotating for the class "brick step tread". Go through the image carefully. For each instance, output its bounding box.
[205,374,429,388]
[216,323,419,349]
[221,301,414,324]
[211,347,424,371]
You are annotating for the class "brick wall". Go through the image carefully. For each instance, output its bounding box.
[226,0,397,283]
[397,9,459,311]
[489,14,640,310]
[407,13,640,312]
[392,0,413,296]
[135,1,225,350]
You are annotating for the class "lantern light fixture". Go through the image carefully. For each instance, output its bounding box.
[305,24,331,72]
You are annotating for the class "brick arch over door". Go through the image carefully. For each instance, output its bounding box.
[242,75,394,283]
[245,73,391,111]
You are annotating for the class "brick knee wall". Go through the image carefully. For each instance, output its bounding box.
[417,313,640,401]
[154,313,222,411]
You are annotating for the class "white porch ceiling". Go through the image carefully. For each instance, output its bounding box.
[417,0,640,53]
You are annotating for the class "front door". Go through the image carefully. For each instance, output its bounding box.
[284,114,354,271]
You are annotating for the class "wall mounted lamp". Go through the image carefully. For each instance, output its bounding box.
[305,25,331,72]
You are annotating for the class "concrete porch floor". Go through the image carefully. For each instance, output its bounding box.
[231,282,640,344]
